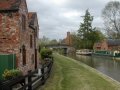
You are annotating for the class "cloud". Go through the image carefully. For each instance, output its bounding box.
[61,10,82,19]
[93,17,104,27]
[51,0,67,6]
[26,0,116,40]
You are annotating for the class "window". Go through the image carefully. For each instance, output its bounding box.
[30,35,33,48]
[22,45,26,65]
[22,15,26,30]
[31,54,34,64]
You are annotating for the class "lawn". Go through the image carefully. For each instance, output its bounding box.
[38,53,120,90]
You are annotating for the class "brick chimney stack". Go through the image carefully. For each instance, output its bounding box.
[65,32,72,46]
[67,32,70,37]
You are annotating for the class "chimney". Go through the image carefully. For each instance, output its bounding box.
[67,32,70,37]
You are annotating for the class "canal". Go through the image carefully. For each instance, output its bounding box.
[70,55,120,82]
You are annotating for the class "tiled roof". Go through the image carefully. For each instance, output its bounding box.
[0,0,21,11]
[107,39,120,46]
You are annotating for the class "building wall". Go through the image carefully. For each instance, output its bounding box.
[33,14,40,68]
[93,41,108,50]
[93,40,120,51]
[0,11,20,70]
[18,0,39,74]
[29,27,40,70]
[17,0,31,74]
[0,12,20,53]
[0,0,40,75]
[108,46,120,51]
[100,41,108,50]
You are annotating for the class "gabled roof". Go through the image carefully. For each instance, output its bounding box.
[28,12,36,25]
[107,39,120,46]
[28,12,37,30]
[0,0,21,11]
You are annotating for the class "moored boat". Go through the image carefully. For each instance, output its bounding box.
[76,49,92,55]
[92,50,120,60]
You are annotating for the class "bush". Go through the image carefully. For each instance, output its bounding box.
[40,48,53,59]
[2,69,22,80]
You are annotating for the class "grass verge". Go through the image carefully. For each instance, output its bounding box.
[38,53,120,90]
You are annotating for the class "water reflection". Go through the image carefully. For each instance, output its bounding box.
[75,55,120,82]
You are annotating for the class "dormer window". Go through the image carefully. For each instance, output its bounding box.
[22,15,26,30]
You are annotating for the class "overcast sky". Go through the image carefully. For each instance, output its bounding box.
[26,0,119,40]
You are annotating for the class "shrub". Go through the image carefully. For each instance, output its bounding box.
[2,69,22,80]
[40,48,53,59]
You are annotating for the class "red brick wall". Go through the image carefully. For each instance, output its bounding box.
[17,0,40,75]
[100,41,108,50]
[0,12,20,69]
[0,0,40,75]
[93,40,108,50]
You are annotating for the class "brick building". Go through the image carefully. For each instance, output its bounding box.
[62,32,72,46]
[0,0,40,75]
[93,39,120,51]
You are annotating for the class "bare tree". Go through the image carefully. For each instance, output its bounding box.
[102,1,120,39]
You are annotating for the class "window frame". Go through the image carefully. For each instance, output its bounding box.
[22,15,26,30]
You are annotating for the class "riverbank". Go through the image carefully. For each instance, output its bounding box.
[38,53,120,90]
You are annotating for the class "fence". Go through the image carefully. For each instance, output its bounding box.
[0,59,53,90]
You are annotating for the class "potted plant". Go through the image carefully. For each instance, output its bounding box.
[2,69,22,80]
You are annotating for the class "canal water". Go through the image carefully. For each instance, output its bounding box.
[70,55,120,82]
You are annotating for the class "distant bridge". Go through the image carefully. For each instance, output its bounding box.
[45,44,74,54]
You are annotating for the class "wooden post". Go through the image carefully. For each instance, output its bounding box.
[41,65,45,85]
[28,70,32,90]
[2,85,12,90]
[0,81,2,89]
